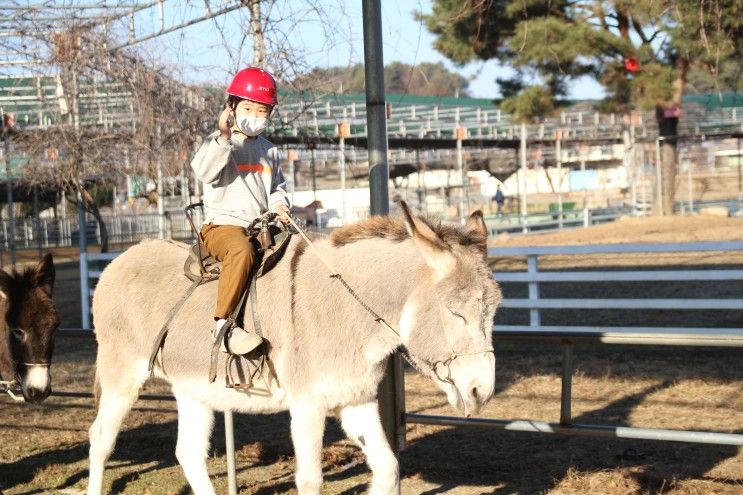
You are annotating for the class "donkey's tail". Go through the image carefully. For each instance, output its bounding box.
[93,366,101,407]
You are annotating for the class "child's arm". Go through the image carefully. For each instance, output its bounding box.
[190,131,232,185]
[268,146,291,213]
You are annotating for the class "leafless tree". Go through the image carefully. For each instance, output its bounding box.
[0,1,352,251]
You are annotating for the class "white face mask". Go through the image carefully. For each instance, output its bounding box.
[236,115,267,136]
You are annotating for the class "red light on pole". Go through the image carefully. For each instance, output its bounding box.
[624,58,641,73]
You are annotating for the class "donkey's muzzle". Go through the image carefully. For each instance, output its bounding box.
[460,379,495,417]
[21,365,52,403]
[23,384,51,403]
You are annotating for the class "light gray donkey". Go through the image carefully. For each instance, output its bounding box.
[87,204,501,495]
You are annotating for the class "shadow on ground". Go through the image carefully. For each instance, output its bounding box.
[400,378,740,494]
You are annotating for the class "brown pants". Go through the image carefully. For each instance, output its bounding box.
[200,224,256,320]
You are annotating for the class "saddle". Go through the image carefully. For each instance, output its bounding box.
[183,220,293,282]
[148,204,295,390]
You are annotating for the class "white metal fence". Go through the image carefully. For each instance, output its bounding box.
[0,211,200,250]
[484,207,633,236]
[406,241,743,446]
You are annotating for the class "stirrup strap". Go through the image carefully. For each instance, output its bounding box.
[209,318,235,383]
[208,276,252,383]
[249,275,263,338]
[148,277,204,374]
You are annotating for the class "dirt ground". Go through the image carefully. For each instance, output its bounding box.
[1,214,742,494]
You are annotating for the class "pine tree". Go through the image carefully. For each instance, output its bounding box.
[420,0,743,215]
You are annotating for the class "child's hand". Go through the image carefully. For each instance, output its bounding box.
[273,203,291,223]
[218,106,233,140]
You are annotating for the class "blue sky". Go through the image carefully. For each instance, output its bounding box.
[137,0,604,100]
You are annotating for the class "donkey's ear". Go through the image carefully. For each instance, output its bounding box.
[0,269,11,301]
[465,210,487,237]
[399,201,454,278]
[464,210,488,256]
[34,253,55,297]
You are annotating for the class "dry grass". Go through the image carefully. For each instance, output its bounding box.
[1,215,742,494]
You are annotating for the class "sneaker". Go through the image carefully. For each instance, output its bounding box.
[214,319,263,355]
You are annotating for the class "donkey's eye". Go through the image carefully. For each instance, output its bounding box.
[448,308,467,323]
[11,328,26,341]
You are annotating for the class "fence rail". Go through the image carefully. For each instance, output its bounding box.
[485,208,630,236]
[0,212,199,251]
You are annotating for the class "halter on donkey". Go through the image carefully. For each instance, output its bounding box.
[87,202,501,495]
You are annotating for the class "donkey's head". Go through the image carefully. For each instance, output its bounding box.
[0,254,59,403]
[398,203,501,417]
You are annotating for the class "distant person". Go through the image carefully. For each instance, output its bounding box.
[1,112,18,136]
[493,185,505,216]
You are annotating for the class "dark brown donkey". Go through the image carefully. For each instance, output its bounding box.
[0,254,59,403]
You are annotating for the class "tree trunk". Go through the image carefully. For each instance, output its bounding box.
[80,186,109,253]
[246,0,265,67]
[654,107,678,216]
[653,58,687,216]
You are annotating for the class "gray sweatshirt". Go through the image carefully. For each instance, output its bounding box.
[190,131,291,228]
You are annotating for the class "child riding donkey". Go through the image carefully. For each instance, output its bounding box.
[190,67,291,355]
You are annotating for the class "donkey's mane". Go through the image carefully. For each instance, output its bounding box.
[330,213,486,251]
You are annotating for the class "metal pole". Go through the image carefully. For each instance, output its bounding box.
[156,125,165,239]
[737,137,742,206]
[406,415,743,446]
[78,186,90,330]
[310,147,317,203]
[287,148,295,207]
[454,127,468,225]
[629,126,638,215]
[224,410,237,495]
[416,148,425,214]
[581,156,588,227]
[560,340,573,426]
[339,136,346,224]
[363,0,404,472]
[33,184,42,258]
[555,132,563,229]
[1,109,16,267]
[655,138,663,216]
[519,123,528,232]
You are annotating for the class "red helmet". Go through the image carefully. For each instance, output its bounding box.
[226,67,277,106]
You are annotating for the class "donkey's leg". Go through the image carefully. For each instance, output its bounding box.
[87,366,147,495]
[290,401,327,495]
[174,393,216,495]
[340,401,399,495]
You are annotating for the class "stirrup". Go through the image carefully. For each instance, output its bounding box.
[214,321,263,355]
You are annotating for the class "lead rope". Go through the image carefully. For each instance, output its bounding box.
[1,363,48,402]
[1,381,23,401]
[0,378,23,402]
[283,215,489,409]
[284,215,400,338]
